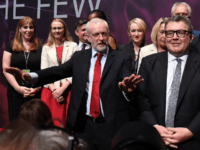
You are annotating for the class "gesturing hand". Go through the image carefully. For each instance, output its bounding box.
[118,74,143,92]
[4,67,31,81]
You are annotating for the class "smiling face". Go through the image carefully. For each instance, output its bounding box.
[157,23,166,48]
[75,24,89,43]
[128,23,144,45]
[19,23,34,42]
[165,21,193,57]
[51,21,65,41]
[88,21,109,52]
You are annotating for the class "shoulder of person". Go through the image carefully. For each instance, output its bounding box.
[140,43,157,52]
[64,41,78,46]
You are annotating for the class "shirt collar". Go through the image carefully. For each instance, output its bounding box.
[168,51,188,63]
[92,46,109,58]
[78,41,90,48]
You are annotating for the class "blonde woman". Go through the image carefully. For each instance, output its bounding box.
[2,16,42,121]
[119,18,147,74]
[41,18,79,127]
[138,17,168,71]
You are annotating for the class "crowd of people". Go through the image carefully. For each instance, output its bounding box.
[1,1,200,150]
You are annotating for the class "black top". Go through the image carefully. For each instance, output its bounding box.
[5,40,42,88]
[118,42,139,74]
[5,40,42,72]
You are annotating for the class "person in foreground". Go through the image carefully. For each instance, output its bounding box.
[4,18,143,150]
[137,15,200,150]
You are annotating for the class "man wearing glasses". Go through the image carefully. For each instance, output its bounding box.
[137,15,200,150]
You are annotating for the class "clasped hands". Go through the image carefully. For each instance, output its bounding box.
[118,74,144,92]
[155,125,194,149]
[19,86,41,98]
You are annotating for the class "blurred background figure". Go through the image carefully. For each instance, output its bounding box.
[75,19,90,50]
[17,98,54,126]
[88,9,117,50]
[111,121,167,150]
[171,2,200,37]
[119,18,147,74]
[41,18,79,127]
[138,17,168,70]
[2,16,43,122]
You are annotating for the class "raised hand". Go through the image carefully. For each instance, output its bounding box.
[118,74,144,92]
[4,67,31,81]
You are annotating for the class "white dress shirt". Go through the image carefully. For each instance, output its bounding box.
[86,47,108,117]
[78,41,90,50]
[165,52,188,122]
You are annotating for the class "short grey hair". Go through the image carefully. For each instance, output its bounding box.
[171,2,192,17]
[165,15,193,33]
[86,18,109,34]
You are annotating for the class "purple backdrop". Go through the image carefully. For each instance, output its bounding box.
[0,0,200,127]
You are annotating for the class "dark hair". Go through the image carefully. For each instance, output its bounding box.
[89,9,107,21]
[0,120,86,150]
[75,19,88,31]
[17,98,54,126]
[165,15,193,33]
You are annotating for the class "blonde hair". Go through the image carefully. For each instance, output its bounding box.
[12,16,40,52]
[151,17,168,46]
[46,18,73,47]
[127,18,147,46]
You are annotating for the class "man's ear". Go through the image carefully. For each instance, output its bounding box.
[75,30,79,36]
[190,34,194,43]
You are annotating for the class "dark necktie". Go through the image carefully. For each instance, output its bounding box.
[166,58,182,127]
[81,43,86,50]
[90,53,102,118]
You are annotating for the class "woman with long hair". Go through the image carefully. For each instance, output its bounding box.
[41,18,79,127]
[2,16,42,122]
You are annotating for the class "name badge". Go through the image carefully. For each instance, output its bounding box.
[23,69,30,73]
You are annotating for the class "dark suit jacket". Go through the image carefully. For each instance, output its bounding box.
[36,47,133,136]
[137,51,200,149]
[118,42,136,73]
[190,35,200,54]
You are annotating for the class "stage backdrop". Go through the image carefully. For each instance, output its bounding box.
[0,0,200,127]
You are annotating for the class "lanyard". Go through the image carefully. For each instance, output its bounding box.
[23,46,30,69]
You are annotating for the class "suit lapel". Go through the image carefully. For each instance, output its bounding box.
[156,52,168,125]
[50,44,58,65]
[176,52,199,110]
[62,41,69,63]
[81,49,92,86]
[101,48,115,84]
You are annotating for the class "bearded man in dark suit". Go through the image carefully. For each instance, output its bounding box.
[5,18,143,150]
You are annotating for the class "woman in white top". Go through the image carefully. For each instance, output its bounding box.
[41,18,79,127]
[138,17,169,71]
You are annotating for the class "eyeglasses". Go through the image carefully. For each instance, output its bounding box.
[51,27,64,31]
[165,30,192,38]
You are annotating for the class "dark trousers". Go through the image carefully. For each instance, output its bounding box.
[74,114,113,150]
